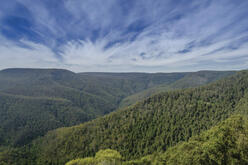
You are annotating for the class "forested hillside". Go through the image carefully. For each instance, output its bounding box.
[0,92,94,146]
[159,115,248,165]
[0,69,232,147]
[65,115,248,165]
[1,70,246,165]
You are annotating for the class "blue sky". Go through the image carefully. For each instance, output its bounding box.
[0,0,248,72]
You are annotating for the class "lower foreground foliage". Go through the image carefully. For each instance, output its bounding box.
[66,115,248,165]
[66,149,122,165]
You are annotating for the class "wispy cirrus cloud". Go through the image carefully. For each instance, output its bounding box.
[0,0,248,72]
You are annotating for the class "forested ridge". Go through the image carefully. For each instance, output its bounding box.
[66,115,248,165]
[0,68,232,147]
[0,70,247,165]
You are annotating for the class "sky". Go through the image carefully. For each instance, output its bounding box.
[0,0,248,72]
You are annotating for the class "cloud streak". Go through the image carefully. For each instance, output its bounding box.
[0,0,248,72]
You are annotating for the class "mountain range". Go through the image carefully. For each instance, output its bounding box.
[1,68,247,165]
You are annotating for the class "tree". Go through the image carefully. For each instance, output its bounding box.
[66,149,122,165]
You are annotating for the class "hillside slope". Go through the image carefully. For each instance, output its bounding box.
[7,70,247,165]
[65,115,248,165]
[0,92,94,146]
[159,115,248,165]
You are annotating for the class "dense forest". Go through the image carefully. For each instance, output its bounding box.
[0,68,232,147]
[65,115,248,165]
[0,70,247,165]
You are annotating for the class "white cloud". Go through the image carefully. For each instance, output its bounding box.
[0,37,62,70]
[0,0,248,72]
[58,25,248,72]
